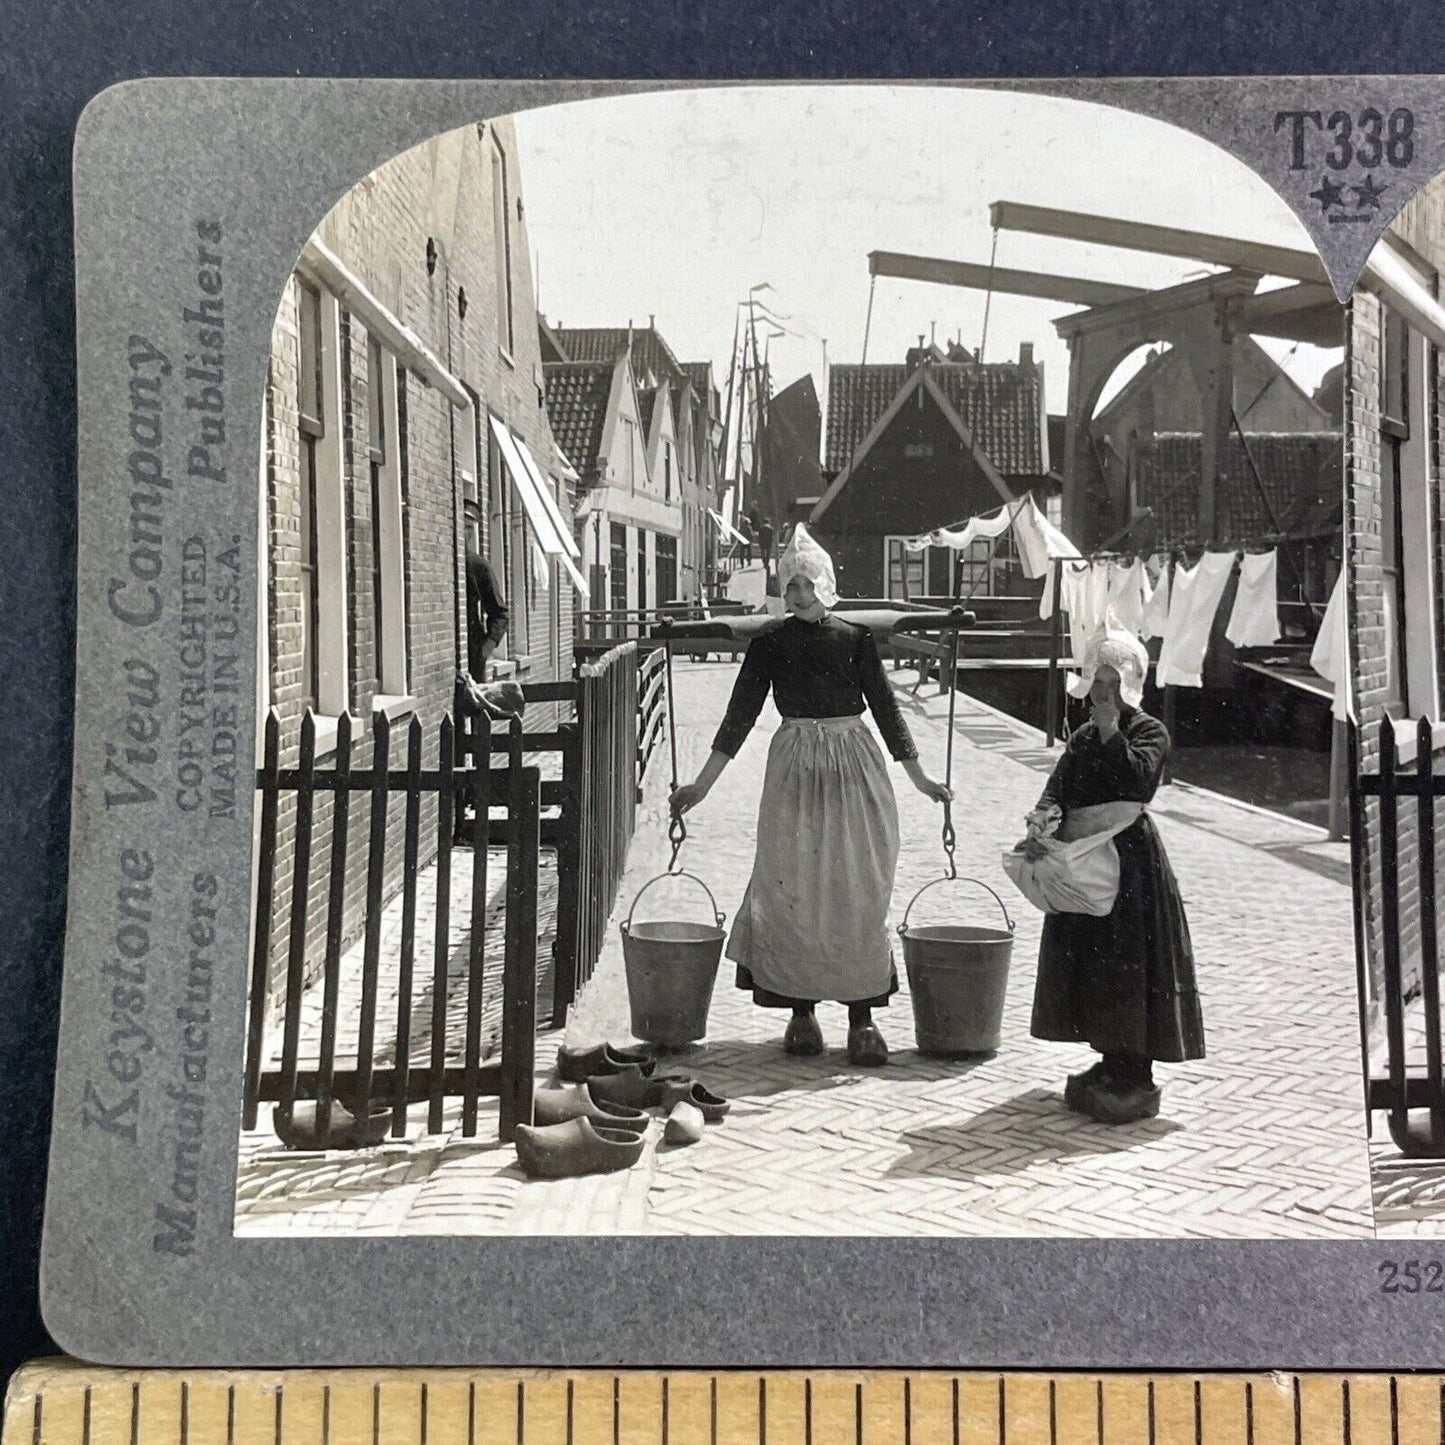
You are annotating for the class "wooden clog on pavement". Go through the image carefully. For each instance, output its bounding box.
[533,1082,648,1129]
[513,1116,648,1180]
[555,1041,656,1083]
[663,1101,706,1146]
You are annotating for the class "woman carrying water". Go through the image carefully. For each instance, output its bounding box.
[1017,623,1205,1124]
[669,525,952,1066]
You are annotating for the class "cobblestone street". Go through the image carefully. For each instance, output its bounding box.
[236,659,1373,1239]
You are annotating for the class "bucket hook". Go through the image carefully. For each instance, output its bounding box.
[624,869,727,935]
[899,875,1014,937]
[660,617,687,873]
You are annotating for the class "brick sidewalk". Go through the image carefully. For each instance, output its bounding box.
[237,660,1373,1239]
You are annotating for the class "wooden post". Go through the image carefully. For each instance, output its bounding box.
[1198,317,1235,548]
[499,718,538,1145]
[1327,715,1348,843]
[1161,556,1179,786]
[1045,557,1063,747]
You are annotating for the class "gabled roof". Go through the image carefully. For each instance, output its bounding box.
[681,361,720,417]
[554,326,685,387]
[543,361,615,479]
[824,360,1045,476]
[814,361,1028,525]
[1095,337,1330,434]
[637,386,658,440]
[537,315,570,364]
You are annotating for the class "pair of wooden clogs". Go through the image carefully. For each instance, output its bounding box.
[513,1042,731,1179]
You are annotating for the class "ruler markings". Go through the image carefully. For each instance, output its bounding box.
[7,1373,1445,1445]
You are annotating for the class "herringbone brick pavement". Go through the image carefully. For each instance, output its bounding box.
[237,661,1373,1239]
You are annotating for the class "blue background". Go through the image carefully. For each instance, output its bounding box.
[0,0,1436,1385]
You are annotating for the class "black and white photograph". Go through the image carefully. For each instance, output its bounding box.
[213,83,1445,1243]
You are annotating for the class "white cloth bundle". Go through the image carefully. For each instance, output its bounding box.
[1002,801,1146,916]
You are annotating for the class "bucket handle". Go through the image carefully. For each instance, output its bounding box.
[624,870,726,932]
[899,875,1014,936]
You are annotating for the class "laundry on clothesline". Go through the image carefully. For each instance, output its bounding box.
[1224,550,1280,648]
[1154,551,1236,688]
[1141,555,1171,641]
[1060,560,1111,667]
[1309,570,1353,723]
[904,496,1081,618]
[1105,557,1152,639]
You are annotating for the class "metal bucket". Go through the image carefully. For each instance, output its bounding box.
[621,871,727,1047]
[899,877,1016,1057]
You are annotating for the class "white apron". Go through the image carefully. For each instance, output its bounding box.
[726,716,899,1002]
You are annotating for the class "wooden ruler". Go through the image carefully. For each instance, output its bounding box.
[7,1363,1445,1445]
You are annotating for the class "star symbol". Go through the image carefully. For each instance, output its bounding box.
[1309,176,1346,212]
[1354,173,1390,210]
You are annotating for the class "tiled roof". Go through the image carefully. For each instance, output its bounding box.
[543,361,615,479]
[682,361,713,396]
[638,387,657,438]
[1131,432,1342,547]
[825,361,1045,476]
[554,326,685,387]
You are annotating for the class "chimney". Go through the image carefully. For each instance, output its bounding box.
[1019,342,1035,369]
[649,313,656,330]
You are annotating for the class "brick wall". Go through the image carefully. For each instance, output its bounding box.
[261,120,573,1049]
[1349,175,1445,1026]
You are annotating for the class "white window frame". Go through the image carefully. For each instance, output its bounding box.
[311,286,348,731]
[490,136,515,364]
[369,342,410,706]
[1397,324,1440,723]
[883,535,927,600]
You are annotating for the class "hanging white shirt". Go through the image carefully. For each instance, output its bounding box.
[1310,570,1353,722]
[1224,550,1280,648]
[1141,557,1171,641]
[1155,551,1235,688]
[1061,560,1110,665]
[1106,559,1149,638]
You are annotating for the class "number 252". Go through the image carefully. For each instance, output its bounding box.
[1379,1260,1444,1293]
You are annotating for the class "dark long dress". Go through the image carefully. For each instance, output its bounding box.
[1029,706,1206,1062]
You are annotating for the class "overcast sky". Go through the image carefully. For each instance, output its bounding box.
[512,86,1342,422]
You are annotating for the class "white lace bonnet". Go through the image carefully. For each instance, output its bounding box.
[777,523,839,607]
[1066,612,1149,708]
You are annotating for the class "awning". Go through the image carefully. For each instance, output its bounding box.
[510,429,582,560]
[489,416,589,597]
[708,507,748,545]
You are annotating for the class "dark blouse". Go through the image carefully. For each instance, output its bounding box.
[1038,706,1170,813]
[712,614,919,762]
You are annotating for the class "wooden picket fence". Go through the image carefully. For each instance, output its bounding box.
[1357,716,1445,1157]
[243,642,659,1147]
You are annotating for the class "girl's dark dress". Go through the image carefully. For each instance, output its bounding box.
[1029,706,1206,1062]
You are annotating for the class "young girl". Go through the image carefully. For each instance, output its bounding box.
[670,526,951,1065]
[1019,626,1205,1123]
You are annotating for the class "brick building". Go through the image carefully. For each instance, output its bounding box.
[1347,178,1445,1042]
[255,119,581,1025]
[543,323,719,613]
